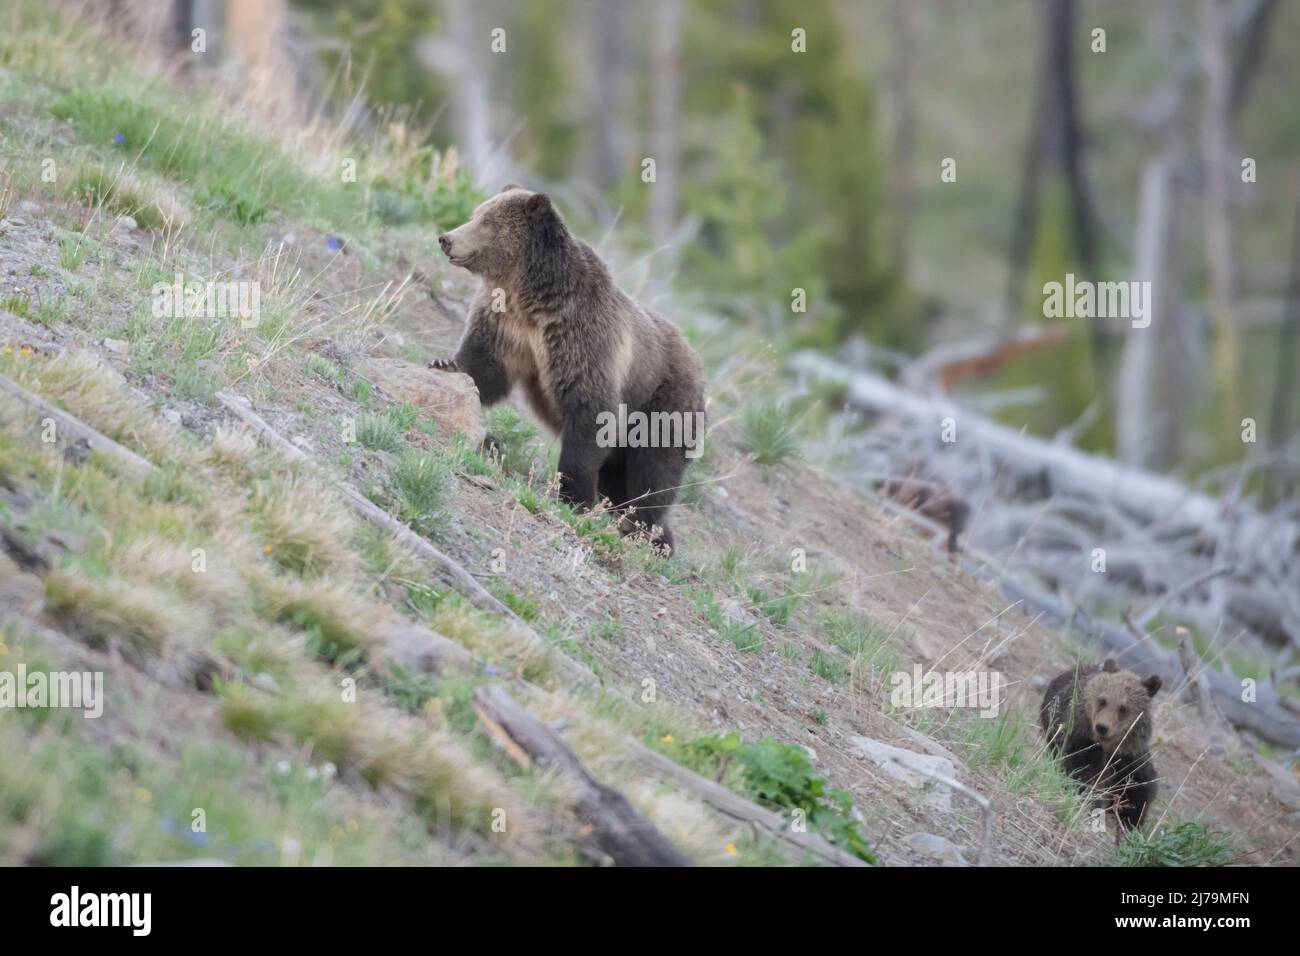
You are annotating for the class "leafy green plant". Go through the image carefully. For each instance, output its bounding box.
[737,738,875,863]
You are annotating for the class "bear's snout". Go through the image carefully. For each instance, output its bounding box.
[1094,722,1110,738]
[438,234,452,254]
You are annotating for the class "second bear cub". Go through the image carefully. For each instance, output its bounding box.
[1040,659,1161,831]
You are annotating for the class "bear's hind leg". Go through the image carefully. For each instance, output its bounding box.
[623,444,686,555]
[597,452,628,513]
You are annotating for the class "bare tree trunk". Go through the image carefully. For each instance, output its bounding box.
[1267,197,1300,502]
[1117,160,1188,470]
[444,0,494,185]
[1200,0,1239,413]
[1228,0,1279,115]
[649,0,682,250]
[588,0,630,190]
[1003,0,1100,355]
[890,0,916,275]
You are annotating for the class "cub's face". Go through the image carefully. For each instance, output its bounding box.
[438,184,554,280]
[1083,661,1161,748]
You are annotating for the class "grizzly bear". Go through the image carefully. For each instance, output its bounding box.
[1040,659,1161,832]
[432,184,705,554]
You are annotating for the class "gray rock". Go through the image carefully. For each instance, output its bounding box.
[906,832,969,866]
[849,735,956,814]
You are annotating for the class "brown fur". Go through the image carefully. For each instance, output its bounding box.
[433,185,705,553]
[1040,659,1162,831]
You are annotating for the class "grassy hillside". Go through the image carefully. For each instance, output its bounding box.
[0,2,1294,867]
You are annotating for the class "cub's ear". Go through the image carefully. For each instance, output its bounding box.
[1142,675,1162,698]
[1102,658,1120,673]
[498,182,525,193]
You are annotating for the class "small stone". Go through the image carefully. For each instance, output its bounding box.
[161,407,183,426]
[102,337,130,355]
[906,832,969,867]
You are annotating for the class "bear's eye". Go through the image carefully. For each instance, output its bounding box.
[1118,705,1128,716]
[1097,697,1106,707]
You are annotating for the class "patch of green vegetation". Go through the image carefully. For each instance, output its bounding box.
[1114,822,1234,867]
[747,585,800,627]
[51,90,338,225]
[392,449,451,538]
[196,182,268,225]
[171,363,217,403]
[304,353,343,381]
[738,399,801,467]
[58,234,89,272]
[66,162,172,230]
[355,411,403,452]
[590,616,626,646]
[486,406,542,476]
[0,293,32,320]
[810,650,848,685]
[500,590,540,622]
[733,736,875,864]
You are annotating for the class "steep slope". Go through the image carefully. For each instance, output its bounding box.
[0,2,1295,867]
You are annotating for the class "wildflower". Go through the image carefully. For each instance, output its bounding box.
[263,544,273,554]
[134,787,153,804]
[661,734,674,745]
[724,842,739,857]
[18,346,33,356]
[325,235,343,253]
[113,132,125,146]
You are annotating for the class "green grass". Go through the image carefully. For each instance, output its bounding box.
[1114,822,1234,867]
[356,412,404,452]
[738,399,801,466]
[392,449,452,538]
[66,162,174,230]
[58,234,90,271]
[486,406,542,476]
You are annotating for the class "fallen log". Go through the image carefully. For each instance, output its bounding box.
[216,390,598,689]
[0,371,157,478]
[790,352,1279,539]
[624,737,872,867]
[472,683,691,866]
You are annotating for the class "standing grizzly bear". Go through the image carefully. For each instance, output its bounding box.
[432,184,705,554]
[1040,659,1162,832]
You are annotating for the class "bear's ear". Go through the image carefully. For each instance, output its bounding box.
[1142,675,1162,698]
[498,182,525,194]
[1102,658,1120,673]
[523,192,554,217]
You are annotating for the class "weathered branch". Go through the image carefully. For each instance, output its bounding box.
[216,390,598,689]
[472,683,691,866]
[0,371,157,477]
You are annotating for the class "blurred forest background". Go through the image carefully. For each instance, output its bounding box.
[102,0,1300,489]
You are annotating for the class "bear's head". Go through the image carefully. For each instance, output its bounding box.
[438,183,567,286]
[1082,659,1161,753]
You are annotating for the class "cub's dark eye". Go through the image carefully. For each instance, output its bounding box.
[1097,698,1106,707]
[1118,705,1128,716]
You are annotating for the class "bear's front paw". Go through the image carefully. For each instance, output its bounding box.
[428,358,461,372]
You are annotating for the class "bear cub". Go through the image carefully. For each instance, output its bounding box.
[1040,659,1161,832]
[432,184,705,554]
